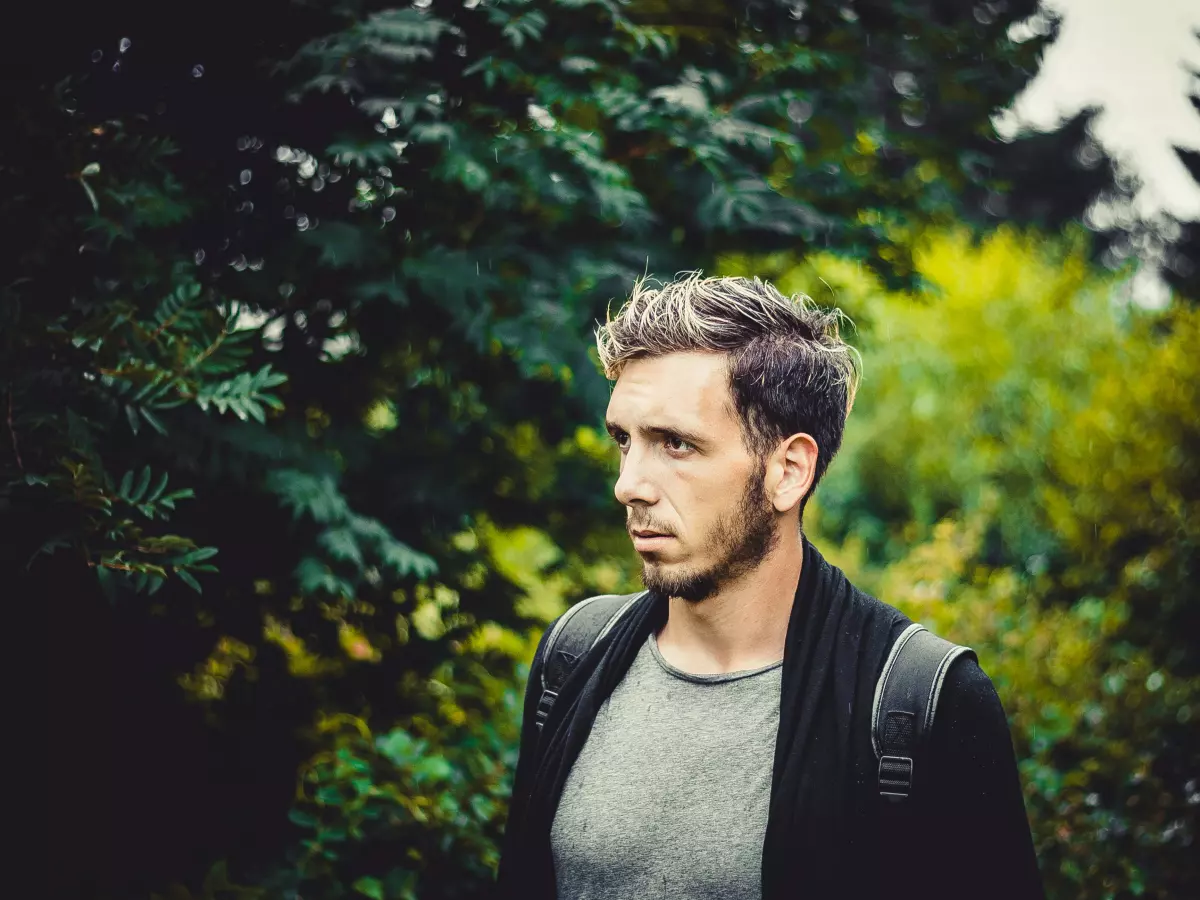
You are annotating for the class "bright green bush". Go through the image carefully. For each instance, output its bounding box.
[760,229,1200,898]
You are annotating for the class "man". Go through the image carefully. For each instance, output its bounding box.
[497,274,1043,899]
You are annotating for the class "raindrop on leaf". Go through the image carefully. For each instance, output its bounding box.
[239,169,252,185]
[112,61,121,73]
[119,37,132,53]
[91,50,103,63]
[192,64,205,78]
[194,249,206,265]
[381,207,396,222]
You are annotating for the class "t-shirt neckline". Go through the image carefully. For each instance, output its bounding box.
[647,632,784,684]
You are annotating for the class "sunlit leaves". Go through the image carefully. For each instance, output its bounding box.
[786,228,1200,897]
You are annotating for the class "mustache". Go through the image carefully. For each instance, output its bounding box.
[628,522,673,536]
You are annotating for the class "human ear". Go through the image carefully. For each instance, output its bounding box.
[770,433,818,513]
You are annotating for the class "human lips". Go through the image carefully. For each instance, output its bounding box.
[630,529,674,550]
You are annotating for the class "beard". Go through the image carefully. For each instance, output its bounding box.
[639,460,780,604]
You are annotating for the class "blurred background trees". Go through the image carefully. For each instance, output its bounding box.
[725,227,1200,897]
[4,1,1197,898]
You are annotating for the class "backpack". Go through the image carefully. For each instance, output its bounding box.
[533,591,977,802]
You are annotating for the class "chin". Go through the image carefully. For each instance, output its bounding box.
[641,562,719,604]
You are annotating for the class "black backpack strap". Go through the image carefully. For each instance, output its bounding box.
[534,590,647,734]
[872,622,978,802]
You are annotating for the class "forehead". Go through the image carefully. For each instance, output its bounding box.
[606,351,737,434]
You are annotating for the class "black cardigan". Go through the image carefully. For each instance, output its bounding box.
[497,538,1044,899]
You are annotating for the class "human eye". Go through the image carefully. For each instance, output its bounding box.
[610,429,630,451]
[664,434,693,454]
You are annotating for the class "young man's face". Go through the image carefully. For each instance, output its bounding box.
[605,351,780,603]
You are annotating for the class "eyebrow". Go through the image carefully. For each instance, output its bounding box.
[605,419,709,449]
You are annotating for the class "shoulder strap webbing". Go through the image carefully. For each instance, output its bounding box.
[534,590,647,734]
[871,622,977,802]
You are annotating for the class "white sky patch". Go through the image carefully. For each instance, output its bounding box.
[1011,0,1200,221]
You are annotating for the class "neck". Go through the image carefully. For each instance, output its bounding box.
[655,530,805,676]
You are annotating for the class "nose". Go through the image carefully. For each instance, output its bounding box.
[613,443,658,508]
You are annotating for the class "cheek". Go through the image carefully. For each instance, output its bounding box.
[683,490,726,544]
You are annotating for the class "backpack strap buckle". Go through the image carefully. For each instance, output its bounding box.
[534,689,558,733]
[878,755,913,802]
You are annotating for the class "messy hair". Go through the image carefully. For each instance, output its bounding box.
[594,271,861,512]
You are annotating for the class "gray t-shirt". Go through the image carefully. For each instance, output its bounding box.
[550,632,783,900]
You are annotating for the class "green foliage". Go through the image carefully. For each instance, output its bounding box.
[761,229,1200,898]
[4,263,271,594]
[10,1,1140,899]
[266,648,526,900]
[874,508,1198,900]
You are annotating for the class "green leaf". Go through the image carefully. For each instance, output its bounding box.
[354,277,409,305]
[129,466,152,504]
[119,470,134,497]
[288,809,319,829]
[175,546,219,565]
[411,754,454,783]
[353,876,385,900]
[176,569,202,593]
[147,471,170,503]
[80,178,99,212]
[124,403,141,435]
[376,729,417,765]
[140,407,168,436]
[320,527,364,567]
[96,564,118,602]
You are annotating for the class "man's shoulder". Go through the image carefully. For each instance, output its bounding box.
[837,570,1000,735]
[927,652,1013,753]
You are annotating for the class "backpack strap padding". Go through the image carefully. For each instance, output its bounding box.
[871,623,977,802]
[535,590,647,734]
